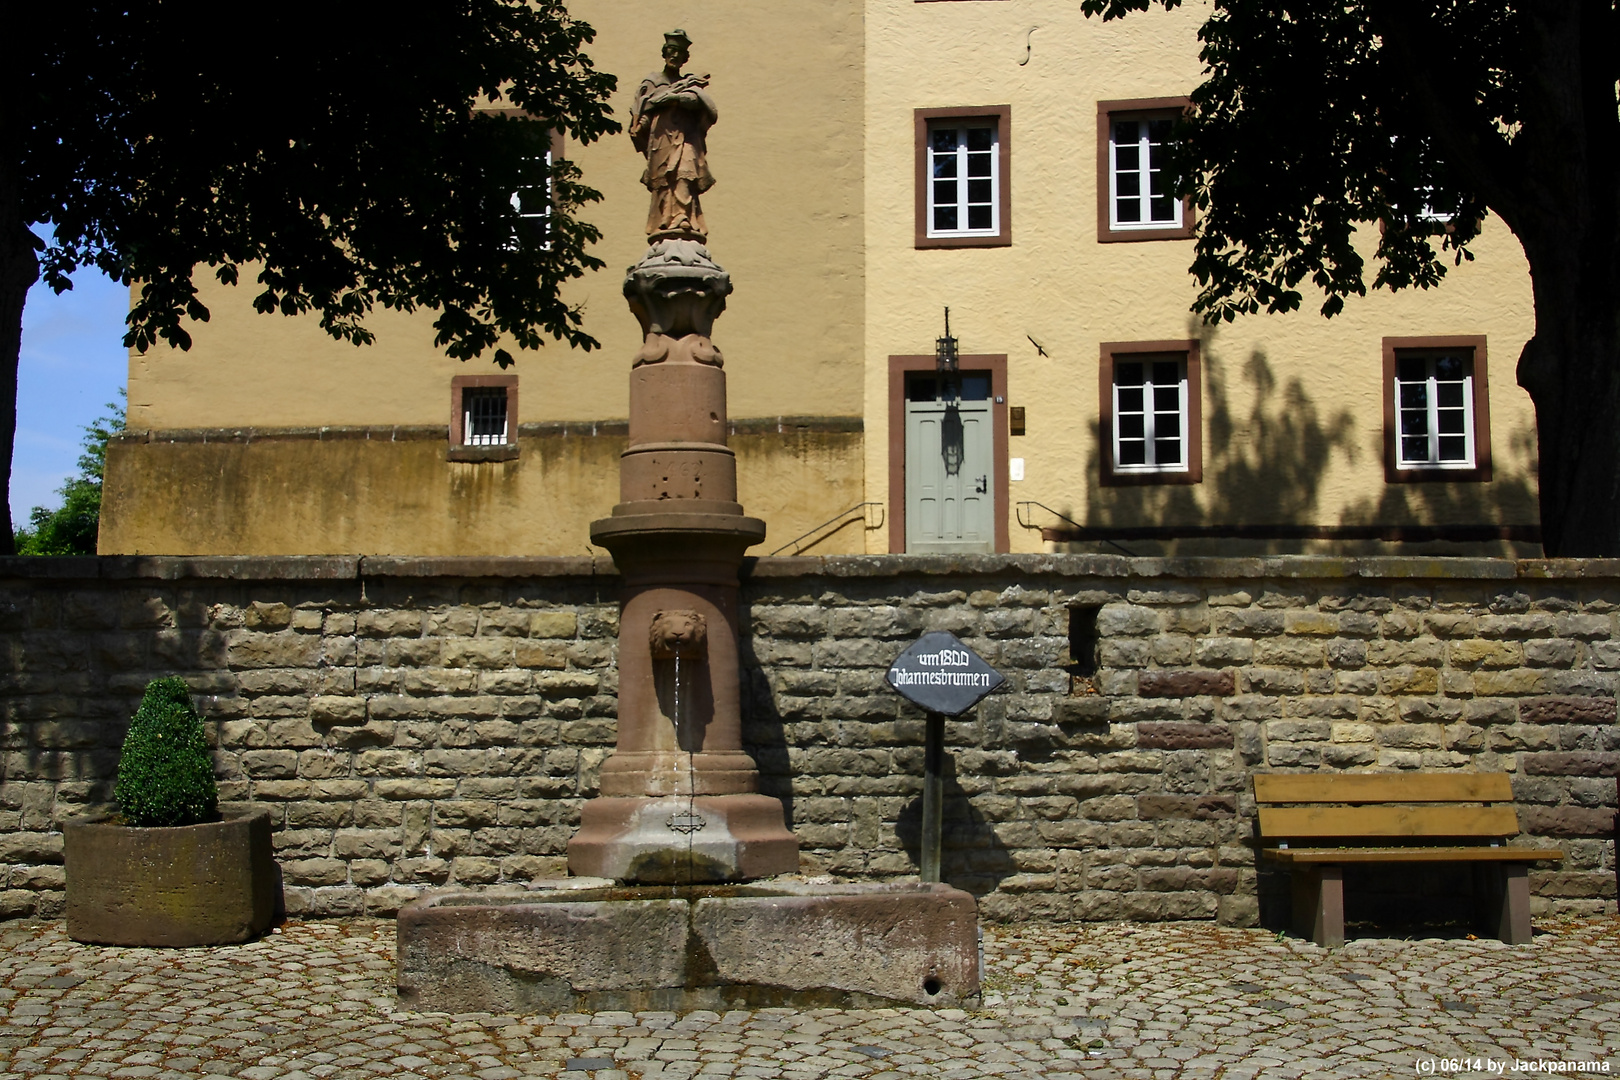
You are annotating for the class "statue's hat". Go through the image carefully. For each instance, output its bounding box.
[664,29,693,48]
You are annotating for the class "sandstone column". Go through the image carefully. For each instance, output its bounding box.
[566,33,797,883]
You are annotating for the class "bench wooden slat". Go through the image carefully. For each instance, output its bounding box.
[1257,803,1520,839]
[1254,773,1513,804]
[1263,846,1564,864]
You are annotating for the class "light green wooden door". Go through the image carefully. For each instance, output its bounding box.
[906,377,994,553]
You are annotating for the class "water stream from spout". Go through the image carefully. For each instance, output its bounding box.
[674,655,695,884]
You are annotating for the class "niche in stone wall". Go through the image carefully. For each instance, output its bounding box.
[1067,604,1101,694]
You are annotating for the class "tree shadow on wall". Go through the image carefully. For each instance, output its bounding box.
[1054,323,1540,555]
[1,590,232,860]
[734,607,1014,895]
[735,614,794,826]
[1074,336,1358,547]
[894,753,1017,897]
[1338,422,1539,535]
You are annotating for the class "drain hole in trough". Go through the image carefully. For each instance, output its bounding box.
[923,977,942,996]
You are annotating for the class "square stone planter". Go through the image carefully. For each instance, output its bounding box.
[64,808,278,946]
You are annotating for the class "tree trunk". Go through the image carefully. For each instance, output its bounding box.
[0,167,39,557]
[1503,2,1620,558]
[1517,280,1620,557]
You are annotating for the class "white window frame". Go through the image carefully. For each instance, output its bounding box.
[1416,192,1455,225]
[1109,116,1182,232]
[1112,356,1189,473]
[926,120,1000,239]
[508,144,553,252]
[1389,134,1454,224]
[1394,352,1475,470]
[462,387,510,447]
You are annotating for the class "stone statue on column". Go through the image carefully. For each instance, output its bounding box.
[569,32,797,884]
[629,28,717,241]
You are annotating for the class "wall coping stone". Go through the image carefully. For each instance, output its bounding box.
[3,553,1620,583]
[362,556,611,578]
[110,415,864,447]
[746,555,1617,582]
[113,426,449,445]
[0,556,361,581]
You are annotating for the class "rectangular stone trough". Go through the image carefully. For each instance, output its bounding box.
[397,880,980,1013]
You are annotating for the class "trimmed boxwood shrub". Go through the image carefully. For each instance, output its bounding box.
[115,677,219,827]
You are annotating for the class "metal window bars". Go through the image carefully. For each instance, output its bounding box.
[462,388,509,446]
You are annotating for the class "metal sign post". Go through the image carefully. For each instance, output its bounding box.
[920,712,946,882]
[885,631,1004,884]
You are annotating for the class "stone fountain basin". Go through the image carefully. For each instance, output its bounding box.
[396,879,980,1013]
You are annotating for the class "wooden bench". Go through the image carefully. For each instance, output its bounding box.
[1254,772,1564,947]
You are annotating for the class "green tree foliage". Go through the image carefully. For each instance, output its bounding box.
[3,1,620,552]
[13,399,123,555]
[115,677,219,828]
[1081,0,1620,556]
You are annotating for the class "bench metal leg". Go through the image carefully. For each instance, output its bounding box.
[1291,865,1344,947]
[1492,863,1533,944]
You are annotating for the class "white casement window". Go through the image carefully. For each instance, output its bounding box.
[1110,117,1181,230]
[462,387,510,446]
[927,122,999,237]
[510,146,553,250]
[1390,135,1454,224]
[1416,185,1454,225]
[1416,196,1454,225]
[1113,357,1188,472]
[1395,352,1475,469]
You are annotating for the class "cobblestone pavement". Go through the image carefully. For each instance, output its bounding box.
[0,915,1616,1079]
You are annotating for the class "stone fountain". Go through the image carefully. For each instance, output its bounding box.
[397,31,979,1013]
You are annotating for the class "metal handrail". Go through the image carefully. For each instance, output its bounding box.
[1017,500,1136,556]
[768,501,885,556]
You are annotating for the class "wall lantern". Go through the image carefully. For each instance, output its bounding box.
[935,306,965,476]
[935,306,958,375]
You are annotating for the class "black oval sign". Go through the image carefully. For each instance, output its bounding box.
[885,630,1005,716]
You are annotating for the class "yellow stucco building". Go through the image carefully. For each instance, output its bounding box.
[99,1,1540,557]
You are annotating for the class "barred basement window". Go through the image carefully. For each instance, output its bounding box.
[449,374,519,462]
[463,388,509,445]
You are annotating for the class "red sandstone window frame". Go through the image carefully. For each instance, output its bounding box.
[1098,340,1203,486]
[1382,335,1492,483]
[915,105,1013,249]
[1097,98,1195,243]
[476,110,564,248]
[449,374,519,463]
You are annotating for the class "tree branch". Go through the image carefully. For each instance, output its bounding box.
[1366,0,1531,231]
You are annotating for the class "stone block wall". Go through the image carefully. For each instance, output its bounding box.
[1,555,1615,924]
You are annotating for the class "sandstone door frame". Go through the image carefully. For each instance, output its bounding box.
[887,354,1010,554]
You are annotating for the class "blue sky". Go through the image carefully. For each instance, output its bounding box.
[13,258,129,524]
